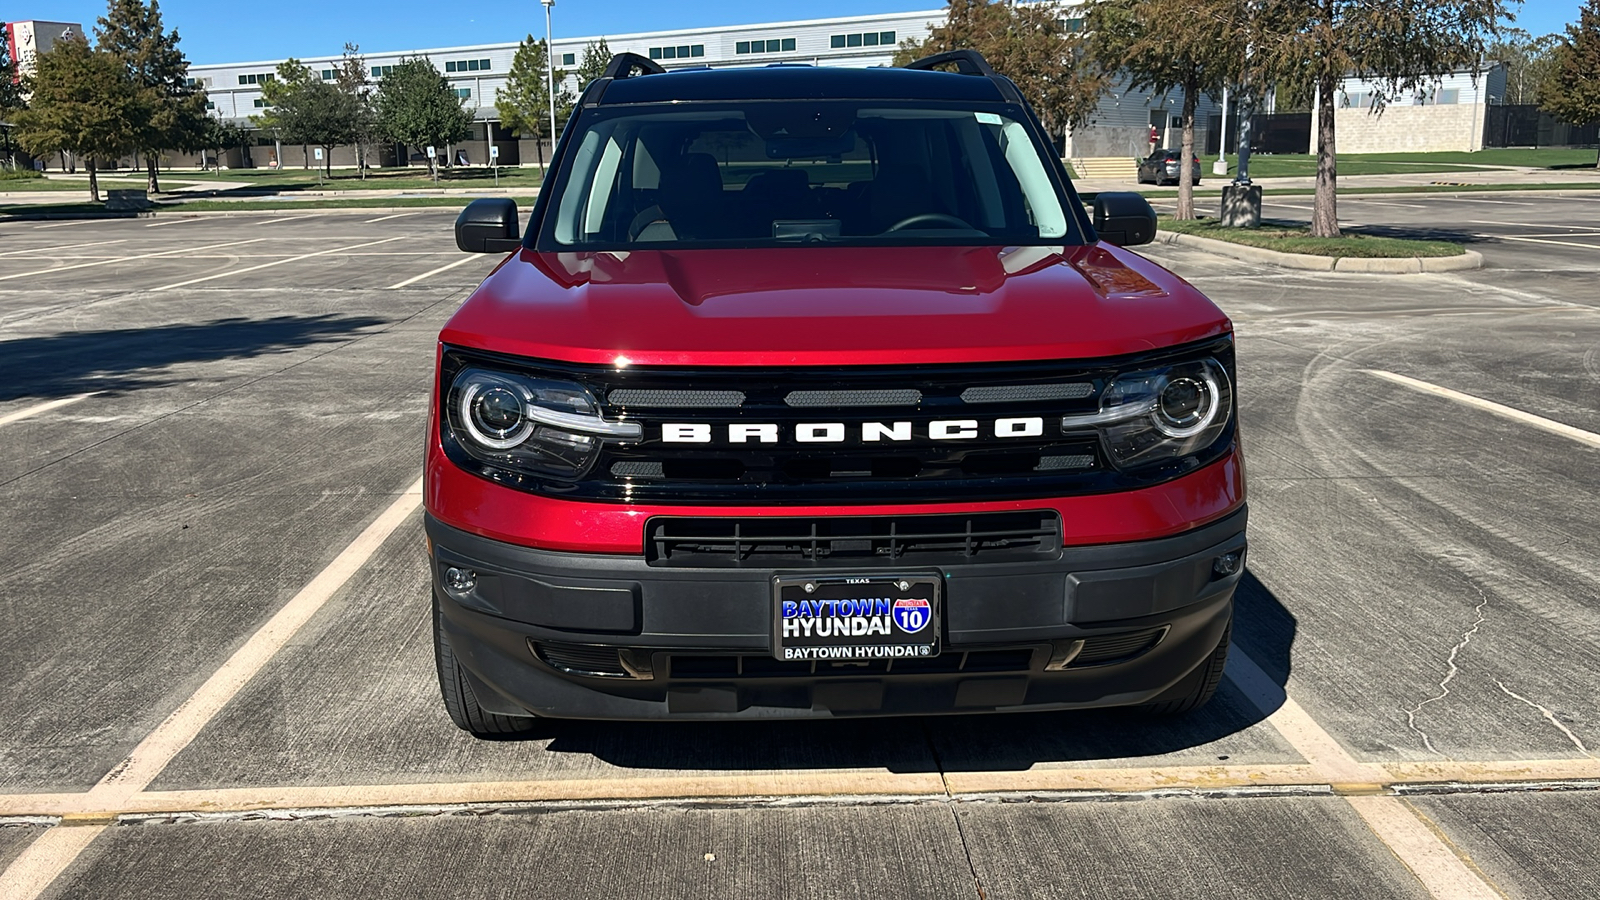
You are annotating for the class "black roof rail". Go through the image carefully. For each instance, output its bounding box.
[903,48,1022,104]
[904,49,998,78]
[601,52,666,80]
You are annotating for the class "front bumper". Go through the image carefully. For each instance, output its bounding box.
[427,504,1246,720]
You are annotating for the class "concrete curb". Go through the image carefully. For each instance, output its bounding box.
[1,206,465,223]
[1154,230,1483,273]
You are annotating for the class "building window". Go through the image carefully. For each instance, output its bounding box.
[455,87,472,99]
[735,38,791,55]
[205,101,215,110]
[371,65,395,78]
[184,76,211,88]
[562,52,575,65]
[649,44,705,60]
[320,69,336,80]
[446,58,492,72]
[830,32,894,49]
[1062,18,1083,32]
[253,98,268,108]
[238,72,274,85]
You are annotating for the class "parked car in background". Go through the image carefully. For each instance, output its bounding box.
[1137,149,1203,186]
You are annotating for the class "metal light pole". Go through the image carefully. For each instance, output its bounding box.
[543,0,558,164]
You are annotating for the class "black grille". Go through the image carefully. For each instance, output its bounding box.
[441,338,1235,503]
[646,511,1061,567]
[669,648,1036,679]
[533,642,631,677]
[1072,628,1166,666]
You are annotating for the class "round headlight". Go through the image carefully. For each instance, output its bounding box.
[1153,371,1219,438]
[460,381,534,450]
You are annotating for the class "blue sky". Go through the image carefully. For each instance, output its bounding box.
[18,0,1589,65]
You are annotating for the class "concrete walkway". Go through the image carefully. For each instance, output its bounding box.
[1072,163,1600,194]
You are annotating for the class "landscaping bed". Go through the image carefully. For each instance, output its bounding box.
[1158,216,1465,258]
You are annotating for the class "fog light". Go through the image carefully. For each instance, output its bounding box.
[444,567,477,591]
[1212,552,1242,577]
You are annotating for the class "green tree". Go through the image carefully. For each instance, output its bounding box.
[11,35,150,200]
[1540,0,1600,167]
[1083,0,1248,220]
[336,43,378,178]
[95,0,207,193]
[1,23,26,170]
[373,56,475,181]
[894,0,1106,146]
[1253,0,1513,237]
[574,38,613,91]
[254,59,358,176]
[1489,28,1561,105]
[496,35,573,169]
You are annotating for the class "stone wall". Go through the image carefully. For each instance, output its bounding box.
[1334,103,1486,154]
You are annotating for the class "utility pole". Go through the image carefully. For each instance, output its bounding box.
[543,0,557,161]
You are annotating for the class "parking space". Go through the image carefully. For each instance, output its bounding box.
[2,196,1599,897]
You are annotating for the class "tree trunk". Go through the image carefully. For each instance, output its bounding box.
[146,154,160,193]
[1176,82,1199,220]
[1311,74,1340,238]
[324,148,332,177]
[88,159,99,202]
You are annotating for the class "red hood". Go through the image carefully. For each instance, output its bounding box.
[440,243,1230,366]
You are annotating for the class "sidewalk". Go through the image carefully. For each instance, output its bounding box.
[1072,164,1600,194]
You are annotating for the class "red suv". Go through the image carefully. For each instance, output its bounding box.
[429,51,1245,734]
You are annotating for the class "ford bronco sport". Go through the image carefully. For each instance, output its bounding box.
[428,51,1246,734]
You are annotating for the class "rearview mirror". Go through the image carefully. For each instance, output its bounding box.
[456,198,522,253]
[1092,192,1157,247]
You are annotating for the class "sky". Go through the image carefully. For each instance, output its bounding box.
[15,0,1590,66]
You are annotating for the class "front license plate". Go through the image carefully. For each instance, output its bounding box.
[772,574,941,662]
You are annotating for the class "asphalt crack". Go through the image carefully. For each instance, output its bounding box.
[1403,581,1491,757]
[1493,679,1595,758]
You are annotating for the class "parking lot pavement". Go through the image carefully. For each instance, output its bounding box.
[2,197,1599,898]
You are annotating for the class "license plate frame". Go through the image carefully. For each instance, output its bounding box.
[771,573,941,663]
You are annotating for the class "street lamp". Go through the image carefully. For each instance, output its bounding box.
[543,0,557,161]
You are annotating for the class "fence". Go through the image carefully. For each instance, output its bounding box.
[1204,112,1311,156]
[1482,104,1599,149]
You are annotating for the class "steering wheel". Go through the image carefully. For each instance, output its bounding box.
[886,212,973,232]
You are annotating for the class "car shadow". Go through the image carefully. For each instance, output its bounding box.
[0,314,389,402]
[525,569,1296,774]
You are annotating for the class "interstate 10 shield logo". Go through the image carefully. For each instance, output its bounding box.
[892,597,932,634]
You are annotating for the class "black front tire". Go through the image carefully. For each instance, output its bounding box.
[434,594,538,737]
[1139,619,1231,716]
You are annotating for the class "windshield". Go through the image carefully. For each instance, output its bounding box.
[538,101,1084,250]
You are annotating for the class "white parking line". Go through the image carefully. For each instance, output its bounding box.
[386,254,483,289]
[255,214,318,225]
[0,239,269,283]
[365,212,418,223]
[0,477,423,900]
[32,219,109,229]
[1366,369,1600,449]
[1473,233,1600,251]
[143,216,211,228]
[1228,650,1504,900]
[1466,219,1600,230]
[151,236,406,291]
[0,394,96,429]
[0,239,128,259]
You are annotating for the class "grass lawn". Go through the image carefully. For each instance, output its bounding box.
[1158,215,1465,258]
[164,197,479,211]
[185,166,546,192]
[1204,147,1599,178]
[0,175,149,193]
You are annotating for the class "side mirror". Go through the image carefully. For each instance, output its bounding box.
[1093,192,1157,247]
[456,198,522,253]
